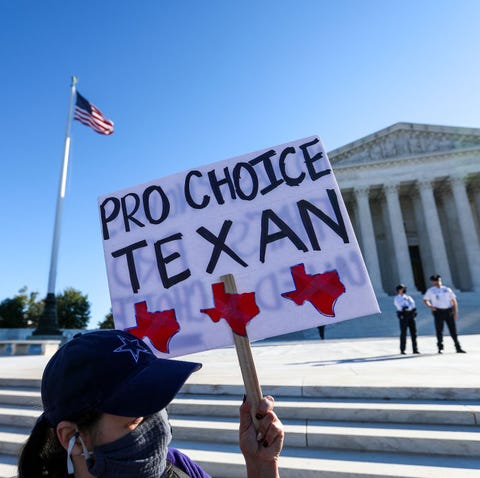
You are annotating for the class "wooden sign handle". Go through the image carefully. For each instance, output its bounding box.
[221,274,263,429]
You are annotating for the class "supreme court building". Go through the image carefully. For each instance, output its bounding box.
[329,122,480,296]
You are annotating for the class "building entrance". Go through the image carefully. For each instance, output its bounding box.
[409,245,426,293]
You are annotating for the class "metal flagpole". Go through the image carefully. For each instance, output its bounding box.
[33,76,78,337]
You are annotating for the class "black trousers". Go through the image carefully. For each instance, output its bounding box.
[433,308,461,350]
[398,311,418,353]
[317,325,325,339]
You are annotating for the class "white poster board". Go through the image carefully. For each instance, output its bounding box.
[98,136,379,357]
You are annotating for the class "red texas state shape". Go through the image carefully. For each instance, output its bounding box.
[201,282,260,336]
[281,263,345,317]
[126,301,180,354]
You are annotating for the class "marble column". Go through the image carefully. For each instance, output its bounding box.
[473,186,480,238]
[354,187,386,295]
[417,180,454,286]
[384,184,416,290]
[473,187,480,218]
[450,176,480,291]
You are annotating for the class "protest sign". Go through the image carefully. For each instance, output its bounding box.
[98,136,380,357]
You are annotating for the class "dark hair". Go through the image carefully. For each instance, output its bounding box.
[18,410,101,478]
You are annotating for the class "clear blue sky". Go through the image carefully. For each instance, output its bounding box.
[1,1,479,328]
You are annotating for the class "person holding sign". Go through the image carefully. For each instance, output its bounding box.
[18,330,284,478]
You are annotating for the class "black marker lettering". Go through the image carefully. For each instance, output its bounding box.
[233,162,259,200]
[208,167,236,205]
[143,185,170,225]
[300,138,331,181]
[185,170,210,209]
[297,190,349,250]
[111,240,148,293]
[279,146,305,186]
[121,193,144,232]
[259,209,308,263]
[249,149,284,195]
[196,220,248,273]
[100,197,121,240]
[154,233,191,289]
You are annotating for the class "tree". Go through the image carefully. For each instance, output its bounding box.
[0,296,27,328]
[21,287,43,327]
[0,287,91,329]
[98,309,114,329]
[0,287,43,328]
[56,288,91,329]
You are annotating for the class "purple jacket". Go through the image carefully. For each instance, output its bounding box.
[167,447,212,478]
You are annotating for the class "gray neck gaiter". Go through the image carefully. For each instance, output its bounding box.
[87,409,172,478]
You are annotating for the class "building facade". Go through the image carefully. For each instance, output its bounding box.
[329,122,480,295]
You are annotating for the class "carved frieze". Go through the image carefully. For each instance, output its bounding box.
[329,123,480,167]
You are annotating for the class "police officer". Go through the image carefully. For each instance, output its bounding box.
[423,274,466,354]
[393,284,419,355]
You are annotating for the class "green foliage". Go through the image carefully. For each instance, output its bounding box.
[0,296,27,327]
[98,309,114,329]
[0,287,92,329]
[56,288,91,329]
[0,287,43,328]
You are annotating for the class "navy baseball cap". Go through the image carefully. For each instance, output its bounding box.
[430,274,441,281]
[41,330,201,427]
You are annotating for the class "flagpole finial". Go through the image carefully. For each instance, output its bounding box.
[71,76,78,86]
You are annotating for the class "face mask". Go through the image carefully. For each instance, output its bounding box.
[86,409,172,478]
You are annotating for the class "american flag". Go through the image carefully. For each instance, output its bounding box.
[74,92,114,135]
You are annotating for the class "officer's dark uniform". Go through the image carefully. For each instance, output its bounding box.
[423,274,466,354]
[393,284,419,355]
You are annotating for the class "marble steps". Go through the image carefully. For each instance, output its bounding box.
[170,415,480,457]
[0,388,41,408]
[0,380,40,389]
[1,382,480,478]
[1,410,479,458]
[170,440,480,478]
[1,376,480,401]
[3,439,480,478]
[169,395,480,425]
[0,426,27,456]
[0,456,16,478]
[180,383,480,401]
[1,393,480,430]
[2,422,480,478]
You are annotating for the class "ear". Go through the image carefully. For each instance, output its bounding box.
[56,420,77,450]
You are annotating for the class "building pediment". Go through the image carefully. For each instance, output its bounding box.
[329,122,480,167]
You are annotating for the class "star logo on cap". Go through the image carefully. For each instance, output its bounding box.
[113,335,153,362]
